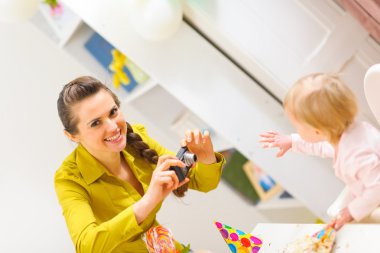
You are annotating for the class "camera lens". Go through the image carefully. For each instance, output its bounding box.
[183,152,197,167]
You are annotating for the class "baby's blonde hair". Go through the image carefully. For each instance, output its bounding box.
[284,73,358,144]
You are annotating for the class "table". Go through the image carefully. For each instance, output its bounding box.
[251,223,380,252]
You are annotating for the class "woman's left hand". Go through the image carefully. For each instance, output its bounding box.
[181,129,217,165]
[327,207,353,231]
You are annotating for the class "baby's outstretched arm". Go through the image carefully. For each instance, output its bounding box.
[326,207,353,231]
[259,131,292,157]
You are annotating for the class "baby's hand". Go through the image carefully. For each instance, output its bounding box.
[327,207,353,231]
[259,131,292,157]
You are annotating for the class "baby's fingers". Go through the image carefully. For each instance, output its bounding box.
[276,148,286,157]
[259,137,274,143]
[262,143,275,149]
[259,132,276,138]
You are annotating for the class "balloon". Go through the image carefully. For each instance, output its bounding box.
[0,0,40,23]
[127,0,183,41]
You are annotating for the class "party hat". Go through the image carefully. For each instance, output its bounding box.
[214,221,262,253]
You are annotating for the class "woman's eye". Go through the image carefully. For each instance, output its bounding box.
[110,107,118,116]
[91,120,100,128]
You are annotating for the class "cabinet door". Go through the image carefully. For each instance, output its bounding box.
[185,0,376,99]
[338,37,380,126]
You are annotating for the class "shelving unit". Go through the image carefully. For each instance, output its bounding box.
[123,78,157,104]
[256,193,304,210]
[37,2,82,47]
[30,3,231,154]
[62,22,111,80]
[31,6,158,106]
[125,84,233,152]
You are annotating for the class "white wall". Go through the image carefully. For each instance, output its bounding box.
[0,21,86,252]
[0,20,317,253]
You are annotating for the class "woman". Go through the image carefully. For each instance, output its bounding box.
[55,76,225,252]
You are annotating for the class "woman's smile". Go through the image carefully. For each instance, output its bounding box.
[104,129,122,143]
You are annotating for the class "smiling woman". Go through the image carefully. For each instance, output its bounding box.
[55,76,226,253]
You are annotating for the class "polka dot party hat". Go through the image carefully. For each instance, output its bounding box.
[214,221,262,253]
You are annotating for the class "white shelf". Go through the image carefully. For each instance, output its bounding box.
[63,22,109,77]
[31,9,155,104]
[63,22,157,104]
[170,109,233,152]
[125,84,233,152]
[123,78,158,104]
[256,193,305,210]
[38,2,82,47]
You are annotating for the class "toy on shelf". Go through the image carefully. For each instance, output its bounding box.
[243,161,282,201]
[85,32,149,93]
[109,49,130,89]
[43,0,63,16]
[214,221,262,253]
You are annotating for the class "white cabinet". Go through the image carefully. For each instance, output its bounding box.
[32,2,82,47]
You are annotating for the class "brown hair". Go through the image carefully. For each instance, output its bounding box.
[284,73,358,144]
[57,76,188,197]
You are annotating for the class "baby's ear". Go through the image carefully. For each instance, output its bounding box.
[315,129,328,139]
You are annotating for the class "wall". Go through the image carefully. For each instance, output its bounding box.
[0,21,85,252]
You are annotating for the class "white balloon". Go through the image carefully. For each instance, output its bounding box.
[127,0,183,41]
[0,0,40,23]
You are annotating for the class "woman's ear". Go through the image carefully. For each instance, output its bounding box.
[64,130,79,143]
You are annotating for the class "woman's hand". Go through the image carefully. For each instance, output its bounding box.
[134,155,189,224]
[259,131,292,157]
[147,155,190,201]
[182,129,216,164]
[326,207,353,231]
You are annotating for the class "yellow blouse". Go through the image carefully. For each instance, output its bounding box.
[55,124,225,253]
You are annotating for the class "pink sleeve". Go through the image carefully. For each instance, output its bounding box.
[291,134,334,158]
[347,153,380,221]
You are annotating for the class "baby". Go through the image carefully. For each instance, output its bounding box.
[260,73,380,230]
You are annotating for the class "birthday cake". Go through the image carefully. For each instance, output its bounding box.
[282,235,334,253]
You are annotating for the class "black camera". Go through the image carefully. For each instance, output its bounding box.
[170,146,197,182]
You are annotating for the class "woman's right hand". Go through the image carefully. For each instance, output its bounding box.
[146,155,190,203]
[259,131,292,157]
[134,155,189,224]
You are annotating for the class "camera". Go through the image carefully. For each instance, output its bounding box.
[169,146,197,182]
